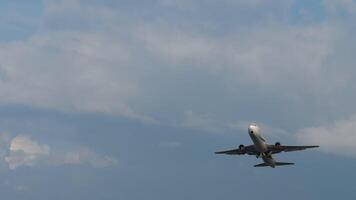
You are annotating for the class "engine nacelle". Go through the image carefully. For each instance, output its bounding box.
[275,142,282,150]
[239,144,245,150]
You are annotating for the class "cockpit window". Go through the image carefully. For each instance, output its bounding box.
[250,123,257,127]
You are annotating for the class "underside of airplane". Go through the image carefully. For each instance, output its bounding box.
[215,123,319,168]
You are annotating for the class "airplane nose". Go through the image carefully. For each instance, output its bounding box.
[248,123,258,134]
[248,125,254,134]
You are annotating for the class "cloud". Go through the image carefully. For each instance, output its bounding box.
[5,135,50,169]
[4,135,117,170]
[0,0,159,124]
[158,0,293,20]
[0,0,353,129]
[296,115,356,157]
[0,29,157,123]
[178,111,290,139]
[9,135,50,155]
[51,147,118,168]
[179,110,223,133]
[138,23,335,91]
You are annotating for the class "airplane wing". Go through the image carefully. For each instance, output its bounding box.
[215,145,257,155]
[215,148,245,155]
[269,145,319,153]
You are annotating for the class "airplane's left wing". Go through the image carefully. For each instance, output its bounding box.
[269,145,319,153]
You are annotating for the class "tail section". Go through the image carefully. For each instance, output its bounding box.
[254,162,294,168]
[275,162,294,166]
[254,163,269,167]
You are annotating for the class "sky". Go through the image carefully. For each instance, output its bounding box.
[0,0,356,199]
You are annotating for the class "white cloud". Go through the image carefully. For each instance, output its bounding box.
[51,147,118,168]
[5,135,50,170]
[0,30,157,123]
[138,24,335,92]
[178,111,290,138]
[0,0,352,128]
[9,135,50,155]
[4,135,117,170]
[296,115,356,157]
[0,0,159,124]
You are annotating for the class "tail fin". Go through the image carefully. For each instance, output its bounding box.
[254,162,294,167]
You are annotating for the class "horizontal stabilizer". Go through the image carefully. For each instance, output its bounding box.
[254,163,269,167]
[254,162,294,167]
[275,162,294,166]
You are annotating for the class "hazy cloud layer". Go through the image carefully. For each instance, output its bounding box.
[4,135,117,170]
[1,0,356,199]
[0,0,355,165]
[0,0,338,125]
[0,0,354,130]
[0,31,157,123]
[139,24,334,90]
[296,115,356,157]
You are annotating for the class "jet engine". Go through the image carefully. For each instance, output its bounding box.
[275,142,282,150]
[239,144,245,150]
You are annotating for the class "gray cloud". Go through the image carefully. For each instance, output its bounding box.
[5,135,50,169]
[296,115,356,157]
[4,135,117,170]
[1,0,356,149]
[138,23,335,91]
[0,0,159,124]
[177,111,290,140]
[0,30,157,123]
[1,1,356,199]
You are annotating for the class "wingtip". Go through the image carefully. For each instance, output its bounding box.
[307,145,319,148]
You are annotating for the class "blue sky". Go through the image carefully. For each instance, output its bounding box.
[0,0,356,199]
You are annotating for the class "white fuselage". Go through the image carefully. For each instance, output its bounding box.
[248,124,276,167]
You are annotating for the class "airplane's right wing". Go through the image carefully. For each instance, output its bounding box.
[215,145,257,155]
[215,148,245,155]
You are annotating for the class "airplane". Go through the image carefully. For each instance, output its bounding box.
[215,123,319,168]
